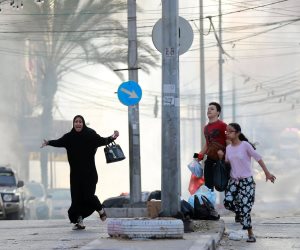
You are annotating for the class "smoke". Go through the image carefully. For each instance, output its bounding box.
[0,47,22,173]
[0,10,28,176]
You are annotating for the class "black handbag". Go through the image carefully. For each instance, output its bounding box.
[104,141,126,163]
[213,160,230,192]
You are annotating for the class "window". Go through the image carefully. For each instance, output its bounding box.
[0,173,16,186]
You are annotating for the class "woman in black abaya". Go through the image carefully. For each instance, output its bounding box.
[41,115,119,230]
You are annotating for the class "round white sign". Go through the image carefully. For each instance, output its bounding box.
[152,16,194,55]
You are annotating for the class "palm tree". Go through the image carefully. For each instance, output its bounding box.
[18,0,158,188]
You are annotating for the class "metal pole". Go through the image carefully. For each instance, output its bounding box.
[127,0,141,204]
[232,46,236,122]
[161,0,181,217]
[218,0,223,119]
[199,0,206,148]
[50,152,53,190]
[232,77,236,122]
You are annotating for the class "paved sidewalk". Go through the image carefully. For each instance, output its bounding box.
[0,210,225,250]
[0,216,225,250]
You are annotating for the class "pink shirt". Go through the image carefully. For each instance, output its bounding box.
[225,141,262,180]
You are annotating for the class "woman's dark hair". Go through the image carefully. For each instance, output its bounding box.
[209,102,221,113]
[228,123,256,149]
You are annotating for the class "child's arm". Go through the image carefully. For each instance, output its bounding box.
[197,143,208,161]
[257,159,276,183]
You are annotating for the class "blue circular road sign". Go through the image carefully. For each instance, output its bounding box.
[117,81,142,106]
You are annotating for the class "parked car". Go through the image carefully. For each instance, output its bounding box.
[24,181,50,220]
[0,166,25,220]
[48,188,71,219]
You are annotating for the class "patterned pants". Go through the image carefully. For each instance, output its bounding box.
[223,176,256,229]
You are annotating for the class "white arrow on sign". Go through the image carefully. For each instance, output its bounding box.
[121,88,138,98]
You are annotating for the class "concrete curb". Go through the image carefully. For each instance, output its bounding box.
[81,219,225,250]
[100,208,226,250]
[107,218,184,239]
[188,219,225,250]
[209,222,226,250]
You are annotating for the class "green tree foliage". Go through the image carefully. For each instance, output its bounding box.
[20,0,158,118]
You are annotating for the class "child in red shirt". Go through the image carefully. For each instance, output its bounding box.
[198,102,227,190]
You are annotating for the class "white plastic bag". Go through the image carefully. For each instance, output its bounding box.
[187,159,203,178]
[188,185,217,207]
[228,230,248,241]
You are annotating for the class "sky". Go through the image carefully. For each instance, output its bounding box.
[0,0,299,216]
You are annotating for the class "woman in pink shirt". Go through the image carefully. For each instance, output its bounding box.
[224,123,276,243]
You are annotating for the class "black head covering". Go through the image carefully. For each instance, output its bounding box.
[71,115,87,133]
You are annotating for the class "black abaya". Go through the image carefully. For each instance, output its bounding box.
[48,124,114,223]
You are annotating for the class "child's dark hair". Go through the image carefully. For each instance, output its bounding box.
[228,123,256,149]
[209,102,221,113]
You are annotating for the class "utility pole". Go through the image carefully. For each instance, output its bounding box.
[218,0,226,205]
[232,75,236,122]
[199,0,206,148]
[232,46,236,122]
[127,0,141,204]
[218,0,223,119]
[161,0,181,217]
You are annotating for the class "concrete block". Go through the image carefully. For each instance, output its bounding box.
[147,200,161,218]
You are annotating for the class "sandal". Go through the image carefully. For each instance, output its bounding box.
[247,235,256,243]
[98,209,107,222]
